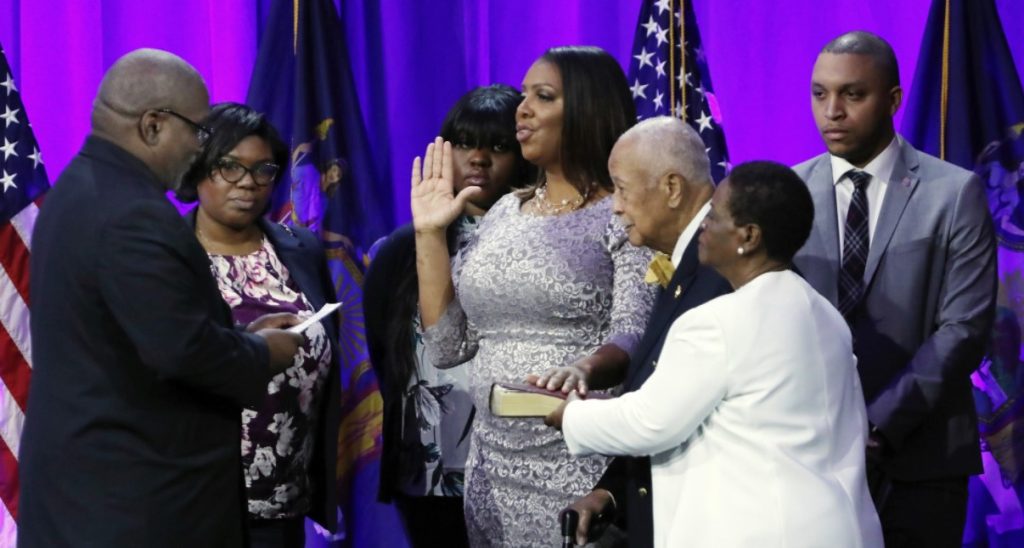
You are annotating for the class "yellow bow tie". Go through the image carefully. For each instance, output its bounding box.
[644,252,675,288]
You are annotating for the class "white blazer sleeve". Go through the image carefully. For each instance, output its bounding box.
[563,305,729,456]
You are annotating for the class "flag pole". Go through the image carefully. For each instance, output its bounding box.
[669,0,676,118]
[679,0,687,120]
[940,0,950,160]
[293,0,300,54]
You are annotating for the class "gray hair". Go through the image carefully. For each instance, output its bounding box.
[620,116,713,188]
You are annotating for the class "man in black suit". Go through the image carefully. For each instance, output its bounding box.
[562,116,731,547]
[19,49,303,547]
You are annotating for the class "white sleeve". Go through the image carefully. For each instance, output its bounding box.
[563,305,729,457]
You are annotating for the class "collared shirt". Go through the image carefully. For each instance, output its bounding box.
[830,136,900,252]
[671,201,711,267]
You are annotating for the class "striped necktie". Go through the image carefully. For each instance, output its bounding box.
[838,170,871,319]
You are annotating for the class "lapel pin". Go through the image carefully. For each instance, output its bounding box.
[901,176,912,188]
[674,286,682,299]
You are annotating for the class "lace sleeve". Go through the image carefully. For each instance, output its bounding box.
[602,214,656,355]
[421,295,479,369]
[418,200,506,369]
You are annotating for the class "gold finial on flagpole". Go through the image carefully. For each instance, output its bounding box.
[293,0,300,54]
[679,0,687,121]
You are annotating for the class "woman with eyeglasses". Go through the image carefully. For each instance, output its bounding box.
[177,102,342,548]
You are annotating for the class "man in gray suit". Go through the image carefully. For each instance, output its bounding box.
[792,31,996,548]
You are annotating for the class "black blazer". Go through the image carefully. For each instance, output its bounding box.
[20,136,272,547]
[594,233,731,548]
[184,209,343,532]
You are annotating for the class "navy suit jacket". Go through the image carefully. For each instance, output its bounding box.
[793,138,997,480]
[183,210,342,532]
[20,137,272,547]
[594,234,731,548]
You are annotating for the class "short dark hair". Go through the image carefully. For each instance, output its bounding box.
[177,102,288,202]
[821,31,900,88]
[540,46,636,191]
[440,84,535,187]
[727,161,814,263]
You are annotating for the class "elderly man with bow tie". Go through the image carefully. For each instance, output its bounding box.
[549,116,731,548]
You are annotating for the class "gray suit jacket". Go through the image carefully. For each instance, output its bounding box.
[792,137,996,481]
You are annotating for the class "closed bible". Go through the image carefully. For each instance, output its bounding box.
[489,382,610,417]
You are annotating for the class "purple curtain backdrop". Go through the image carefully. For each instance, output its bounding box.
[0,0,1021,225]
[1,1,1023,545]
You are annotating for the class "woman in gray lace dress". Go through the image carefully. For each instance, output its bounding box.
[410,46,656,546]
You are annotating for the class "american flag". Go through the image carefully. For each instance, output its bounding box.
[628,0,731,182]
[0,44,49,545]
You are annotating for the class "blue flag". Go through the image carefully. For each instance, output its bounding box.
[247,0,393,245]
[246,1,404,547]
[627,0,730,182]
[902,1,1024,545]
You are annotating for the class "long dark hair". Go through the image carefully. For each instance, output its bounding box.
[382,85,529,395]
[532,46,636,193]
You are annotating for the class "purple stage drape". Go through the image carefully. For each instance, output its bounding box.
[1,0,1020,226]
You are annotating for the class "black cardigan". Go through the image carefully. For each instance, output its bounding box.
[362,222,419,502]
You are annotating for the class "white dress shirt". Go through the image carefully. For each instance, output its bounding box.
[670,201,710,267]
[831,135,900,253]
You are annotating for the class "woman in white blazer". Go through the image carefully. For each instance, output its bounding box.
[558,161,883,547]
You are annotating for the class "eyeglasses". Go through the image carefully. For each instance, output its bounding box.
[213,158,280,187]
[156,108,213,146]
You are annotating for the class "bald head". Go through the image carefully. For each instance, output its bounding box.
[91,49,210,188]
[610,116,715,253]
[93,48,208,129]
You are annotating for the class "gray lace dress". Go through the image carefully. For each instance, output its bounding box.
[423,193,656,546]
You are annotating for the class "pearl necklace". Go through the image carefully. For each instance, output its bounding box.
[532,182,597,216]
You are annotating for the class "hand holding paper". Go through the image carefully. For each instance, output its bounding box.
[247,312,303,332]
[288,302,343,334]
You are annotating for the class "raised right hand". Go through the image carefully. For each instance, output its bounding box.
[410,137,481,233]
[567,489,615,546]
[258,328,304,373]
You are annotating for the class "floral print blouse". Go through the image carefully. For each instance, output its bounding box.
[206,237,333,519]
[397,215,480,497]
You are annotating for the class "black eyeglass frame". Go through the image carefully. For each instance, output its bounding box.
[156,108,213,145]
[212,158,281,187]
